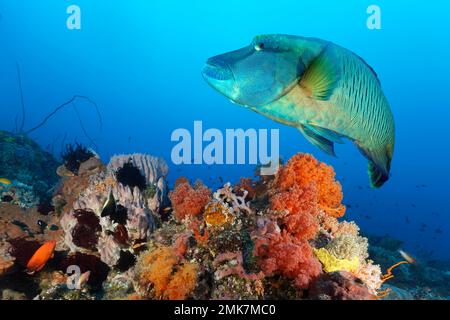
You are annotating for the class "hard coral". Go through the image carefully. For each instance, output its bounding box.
[273,153,345,218]
[169,181,211,221]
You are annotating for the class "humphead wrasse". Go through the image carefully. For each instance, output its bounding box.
[202,34,395,187]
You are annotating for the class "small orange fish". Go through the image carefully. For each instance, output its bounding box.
[26,240,57,274]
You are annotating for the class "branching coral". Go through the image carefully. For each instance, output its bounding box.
[169,181,211,221]
[135,244,197,300]
[273,153,346,218]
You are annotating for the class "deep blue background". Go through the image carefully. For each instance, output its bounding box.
[0,0,449,260]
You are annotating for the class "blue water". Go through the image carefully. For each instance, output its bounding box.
[0,0,448,260]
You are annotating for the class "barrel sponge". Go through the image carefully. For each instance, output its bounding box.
[273,153,345,218]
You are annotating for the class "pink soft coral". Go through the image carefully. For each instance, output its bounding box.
[169,180,211,221]
[253,227,322,289]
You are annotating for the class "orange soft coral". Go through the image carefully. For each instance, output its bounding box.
[137,245,198,300]
[270,184,319,240]
[165,262,198,300]
[137,245,178,298]
[169,180,211,221]
[273,153,346,218]
[253,228,322,289]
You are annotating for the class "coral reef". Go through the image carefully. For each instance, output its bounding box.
[1,148,449,301]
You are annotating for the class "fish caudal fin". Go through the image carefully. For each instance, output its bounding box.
[368,161,389,188]
[356,144,392,188]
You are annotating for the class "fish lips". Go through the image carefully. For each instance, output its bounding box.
[202,57,237,99]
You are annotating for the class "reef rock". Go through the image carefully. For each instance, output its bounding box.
[0,131,59,203]
[309,271,376,300]
[61,154,168,267]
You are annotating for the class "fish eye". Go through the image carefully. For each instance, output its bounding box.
[254,43,264,51]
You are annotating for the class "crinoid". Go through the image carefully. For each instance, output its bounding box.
[115,161,147,191]
[61,143,94,174]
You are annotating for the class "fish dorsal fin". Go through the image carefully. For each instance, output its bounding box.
[298,124,336,157]
[299,44,341,100]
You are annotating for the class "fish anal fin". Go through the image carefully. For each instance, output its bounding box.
[298,125,336,157]
[299,44,341,101]
[304,123,346,144]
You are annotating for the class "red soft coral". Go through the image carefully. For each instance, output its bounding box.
[169,180,211,221]
[270,184,320,240]
[273,153,346,218]
[254,228,322,289]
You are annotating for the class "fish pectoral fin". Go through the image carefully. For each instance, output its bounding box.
[298,124,336,157]
[355,144,391,188]
[303,123,346,144]
[299,44,341,101]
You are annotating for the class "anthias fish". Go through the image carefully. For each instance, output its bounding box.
[202,34,395,187]
[26,240,57,274]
